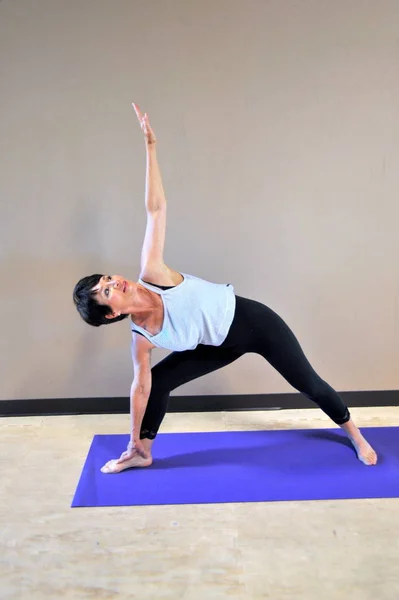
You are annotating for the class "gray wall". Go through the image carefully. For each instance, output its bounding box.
[1,0,398,401]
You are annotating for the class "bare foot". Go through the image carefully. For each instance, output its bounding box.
[351,436,378,466]
[101,452,153,474]
[340,419,377,465]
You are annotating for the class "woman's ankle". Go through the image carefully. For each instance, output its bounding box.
[141,438,154,455]
[340,418,362,441]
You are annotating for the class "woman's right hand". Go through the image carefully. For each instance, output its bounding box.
[132,103,157,146]
[117,439,148,463]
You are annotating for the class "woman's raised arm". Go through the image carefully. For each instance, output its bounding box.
[133,104,168,277]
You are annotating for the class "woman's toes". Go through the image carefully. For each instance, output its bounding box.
[101,460,118,474]
[357,447,377,466]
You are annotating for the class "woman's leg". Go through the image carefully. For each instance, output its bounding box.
[235,296,377,465]
[140,344,244,440]
[102,344,244,473]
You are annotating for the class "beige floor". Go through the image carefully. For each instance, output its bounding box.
[1,407,399,600]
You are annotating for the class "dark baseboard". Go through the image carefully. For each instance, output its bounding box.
[0,390,398,417]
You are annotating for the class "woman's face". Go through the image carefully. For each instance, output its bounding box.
[92,275,139,318]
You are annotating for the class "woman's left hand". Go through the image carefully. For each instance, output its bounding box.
[132,103,157,146]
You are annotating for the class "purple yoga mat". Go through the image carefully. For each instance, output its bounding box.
[71,427,399,507]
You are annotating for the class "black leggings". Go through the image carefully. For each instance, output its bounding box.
[140,295,350,440]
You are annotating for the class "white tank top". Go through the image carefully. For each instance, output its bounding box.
[130,273,236,351]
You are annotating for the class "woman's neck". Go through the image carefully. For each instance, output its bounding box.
[130,287,163,332]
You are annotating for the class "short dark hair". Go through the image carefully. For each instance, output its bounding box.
[73,274,128,327]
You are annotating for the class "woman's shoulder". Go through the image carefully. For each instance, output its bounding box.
[139,263,185,287]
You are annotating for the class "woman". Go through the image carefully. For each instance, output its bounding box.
[73,104,377,474]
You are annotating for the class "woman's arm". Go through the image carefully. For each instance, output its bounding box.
[133,104,168,279]
[140,144,167,273]
[116,333,154,464]
[129,333,154,449]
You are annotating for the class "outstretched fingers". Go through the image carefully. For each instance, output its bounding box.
[132,103,156,144]
[132,102,144,121]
